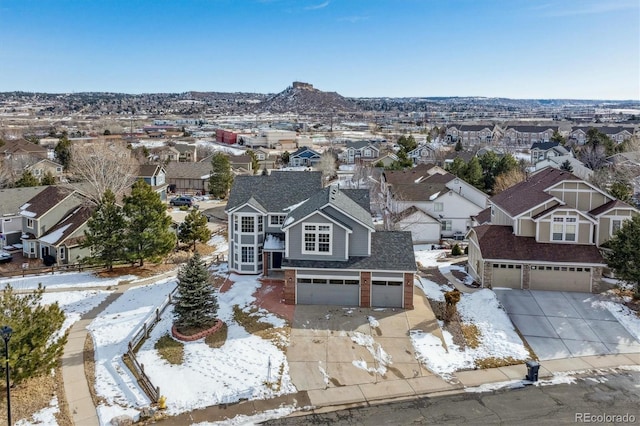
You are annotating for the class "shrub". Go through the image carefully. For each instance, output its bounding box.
[451,244,462,256]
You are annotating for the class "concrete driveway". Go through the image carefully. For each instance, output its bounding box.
[495,290,640,360]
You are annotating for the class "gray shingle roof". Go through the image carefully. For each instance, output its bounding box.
[281,231,416,271]
[0,186,49,216]
[284,186,374,230]
[226,171,323,213]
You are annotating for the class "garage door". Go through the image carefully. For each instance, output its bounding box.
[491,264,522,289]
[297,278,360,306]
[529,265,591,292]
[371,279,404,308]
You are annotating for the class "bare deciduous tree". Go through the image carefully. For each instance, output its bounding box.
[317,152,337,183]
[493,168,526,194]
[579,144,607,170]
[70,141,139,201]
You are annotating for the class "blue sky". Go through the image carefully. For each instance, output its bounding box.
[0,0,638,99]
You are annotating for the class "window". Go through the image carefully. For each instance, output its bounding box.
[258,216,263,232]
[552,216,577,241]
[270,215,286,226]
[59,247,65,260]
[441,220,452,231]
[434,202,443,212]
[241,247,254,263]
[241,216,254,233]
[612,219,622,234]
[234,216,238,231]
[302,223,332,254]
[27,218,34,228]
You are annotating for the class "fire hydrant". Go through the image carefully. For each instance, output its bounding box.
[158,395,167,410]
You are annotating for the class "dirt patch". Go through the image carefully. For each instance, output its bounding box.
[155,334,185,364]
[419,267,450,286]
[95,263,177,279]
[461,323,480,349]
[0,369,70,425]
[205,322,228,349]
[84,333,105,407]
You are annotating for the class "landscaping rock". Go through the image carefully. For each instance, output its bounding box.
[110,415,134,426]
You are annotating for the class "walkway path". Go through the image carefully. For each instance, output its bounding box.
[60,269,179,426]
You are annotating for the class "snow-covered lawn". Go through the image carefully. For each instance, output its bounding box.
[0,271,136,291]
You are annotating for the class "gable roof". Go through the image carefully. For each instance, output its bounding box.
[20,186,76,219]
[531,141,561,151]
[505,125,556,133]
[291,146,321,158]
[489,168,577,217]
[0,186,49,216]
[165,162,212,179]
[340,189,371,211]
[386,167,457,202]
[589,199,637,217]
[226,171,322,213]
[472,225,604,264]
[281,231,416,272]
[391,205,439,223]
[138,164,164,177]
[39,205,94,246]
[345,140,378,150]
[284,186,374,230]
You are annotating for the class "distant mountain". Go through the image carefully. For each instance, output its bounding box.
[253,82,357,114]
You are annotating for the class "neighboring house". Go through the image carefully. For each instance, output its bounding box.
[165,162,212,195]
[289,146,321,167]
[407,144,436,165]
[531,155,593,181]
[138,164,169,201]
[152,146,180,163]
[441,150,475,168]
[501,126,556,146]
[229,155,254,175]
[174,143,198,162]
[446,125,494,146]
[374,153,398,168]
[530,141,570,163]
[339,141,380,164]
[225,171,416,309]
[467,167,640,293]
[1,139,52,162]
[0,186,48,249]
[569,126,636,145]
[26,159,65,181]
[19,186,94,264]
[382,164,489,243]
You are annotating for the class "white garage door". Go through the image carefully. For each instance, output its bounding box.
[491,264,522,289]
[529,265,591,292]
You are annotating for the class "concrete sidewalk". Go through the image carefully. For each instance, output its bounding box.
[61,269,179,426]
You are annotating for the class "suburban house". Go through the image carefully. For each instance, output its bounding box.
[26,159,65,182]
[1,139,52,162]
[289,146,321,167]
[530,141,570,164]
[151,145,180,163]
[407,144,437,165]
[174,143,198,162]
[339,141,380,164]
[138,164,169,201]
[374,152,399,168]
[466,167,639,293]
[446,125,494,146]
[0,186,48,250]
[569,126,636,145]
[19,186,94,265]
[225,171,417,308]
[382,164,489,243]
[165,162,212,195]
[500,125,557,146]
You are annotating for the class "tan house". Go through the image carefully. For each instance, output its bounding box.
[165,162,212,195]
[467,167,639,293]
[26,159,65,182]
[19,186,94,264]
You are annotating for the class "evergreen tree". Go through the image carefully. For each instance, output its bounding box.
[123,180,176,266]
[454,140,463,152]
[560,159,574,172]
[464,157,484,190]
[446,157,466,177]
[54,137,72,170]
[609,180,632,202]
[15,170,39,187]
[83,189,127,270]
[281,151,290,165]
[397,134,417,152]
[550,130,566,145]
[178,208,212,250]
[208,153,233,199]
[247,150,260,175]
[41,170,56,185]
[0,284,66,384]
[605,215,640,297]
[173,252,219,330]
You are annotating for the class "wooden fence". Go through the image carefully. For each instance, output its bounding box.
[0,262,106,279]
[124,285,178,403]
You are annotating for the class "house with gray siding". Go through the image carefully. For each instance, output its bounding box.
[225,171,416,308]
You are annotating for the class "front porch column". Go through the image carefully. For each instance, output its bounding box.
[262,252,269,276]
[284,269,296,305]
[360,271,371,308]
[404,272,414,310]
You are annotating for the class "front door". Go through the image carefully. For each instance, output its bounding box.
[272,252,282,269]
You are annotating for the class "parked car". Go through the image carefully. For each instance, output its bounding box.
[170,196,198,208]
[0,251,12,264]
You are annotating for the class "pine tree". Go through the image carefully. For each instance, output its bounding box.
[173,252,219,330]
[0,284,66,384]
[54,136,72,170]
[248,150,260,175]
[208,153,233,199]
[605,215,640,297]
[464,156,484,190]
[15,170,40,187]
[123,180,176,266]
[178,208,212,251]
[83,189,127,270]
[41,170,56,185]
[560,159,573,172]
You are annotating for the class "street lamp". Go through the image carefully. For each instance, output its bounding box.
[1,325,11,426]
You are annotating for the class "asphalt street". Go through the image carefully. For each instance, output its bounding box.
[263,370,640,425]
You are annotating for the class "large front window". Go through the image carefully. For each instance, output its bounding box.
[241,247,254,262]
[552,217,576,241]
[302,223,332,254]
